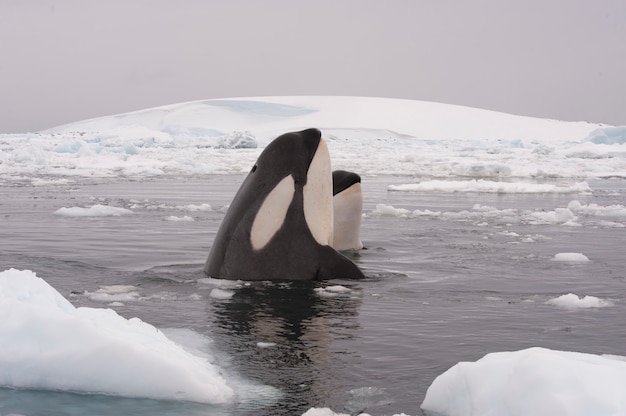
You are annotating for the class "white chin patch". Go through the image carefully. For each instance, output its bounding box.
[303,138,333,246]
[250,174,295,250]
[332,183,364,251]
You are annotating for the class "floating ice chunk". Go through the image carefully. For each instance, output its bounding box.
[302,408,351,416]
[369,201,617,227]
[389,180,591,194]
[256,342,277,348]
[301,408,374,416]
[165,215,195,222]
[54,204,133,217]
[546,293,613,309]
[371,204,412,217]
[84,285,141,302]
[597,220,626,228]
[421,347,626,416]
[197,276,243,289]
[472,204,497,212]
[31,178,74,186]
[553,252,590,262]
[301,408,407,416]
[176,203,213,211]
[209,288,235,299]
[323,285,352,293]
[315,285,353,298]
[0,269,233,403]
[526,207,580,225]
[568,200,626,218]
[411,208,442,218]
[554,207,576,222]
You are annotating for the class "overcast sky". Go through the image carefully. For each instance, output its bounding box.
[1,0,625,133]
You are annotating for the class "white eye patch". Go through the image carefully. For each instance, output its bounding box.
[250,174,295,250]
[303,138,333,246]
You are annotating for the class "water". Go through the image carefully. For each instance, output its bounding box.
[1,175,625,415]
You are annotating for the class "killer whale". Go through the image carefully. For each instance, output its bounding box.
[332,170,364,251]
[204,128,365,281]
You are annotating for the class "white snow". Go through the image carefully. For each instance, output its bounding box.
[54,204,134,217]
[0,269,233,403]
[553,252,591,262]
[421,347,626,416]
[1,96,623,180]
[546,293,613,309]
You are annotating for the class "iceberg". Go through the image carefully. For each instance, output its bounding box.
[3,96,621,179]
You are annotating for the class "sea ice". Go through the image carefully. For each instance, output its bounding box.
[553,252,590,262]
[82,285,141,302]
[421,347,626,416]
[301,408,371,416]
[176,203,213,211]
[54,204,134,217]
[164,215,195,222]
[314,285,353,298]
[370,204,412,217]
[301,408,410,416]
[3,96,622,179]
[586,126,626,145]
[546,293,613,309]
[388,180,591,194]
[209,288,235,299]
[0,268,234,404]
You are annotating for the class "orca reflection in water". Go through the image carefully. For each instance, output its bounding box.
[332,170,364,251]
[204,128,365,281]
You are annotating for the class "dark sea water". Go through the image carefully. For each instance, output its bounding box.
[1,175,625,416]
